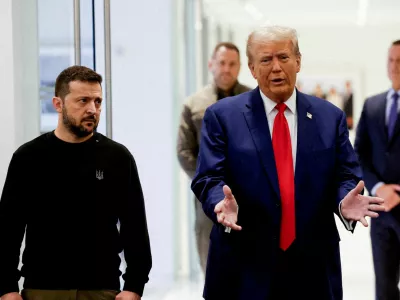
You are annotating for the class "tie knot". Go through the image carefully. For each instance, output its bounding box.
[275,103,287,113]
[393,93,399,102]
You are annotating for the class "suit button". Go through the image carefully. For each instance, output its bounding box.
[272,236,277,240]
[276,203,280,207]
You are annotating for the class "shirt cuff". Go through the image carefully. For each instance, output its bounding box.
[339,201,355,231]
[371,182,384,196]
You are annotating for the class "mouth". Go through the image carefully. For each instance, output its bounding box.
[271,78,285,85]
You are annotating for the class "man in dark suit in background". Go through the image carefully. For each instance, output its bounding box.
[355,39,400,300]
[191,25,385,300]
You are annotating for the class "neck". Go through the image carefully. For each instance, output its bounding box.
[54,124,93,143]
[393,83,400,91]
[260,88,292,104]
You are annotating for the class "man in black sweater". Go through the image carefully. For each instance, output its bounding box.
[0,66,152,300]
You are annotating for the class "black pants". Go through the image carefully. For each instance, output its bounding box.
[21,289,119,300]
[371,211,400,300]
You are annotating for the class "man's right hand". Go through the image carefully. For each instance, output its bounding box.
[214,185,242,231]
[1,292,23,300]
[376,184,400,212]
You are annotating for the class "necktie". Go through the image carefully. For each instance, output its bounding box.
[388,93,399,140]
[272,103,295,251]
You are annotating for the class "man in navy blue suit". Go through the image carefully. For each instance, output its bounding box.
[355,40,400,300]
[191,25,385,300]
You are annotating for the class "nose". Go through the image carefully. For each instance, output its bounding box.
[86,101,96,114]
[272,57,282,72]
[221,64,231,73]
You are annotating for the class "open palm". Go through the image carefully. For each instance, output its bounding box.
[214,185,242,231]
[341,180,385,227]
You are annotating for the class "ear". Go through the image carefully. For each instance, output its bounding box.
[296,55,301,73]
[208,59,213,72]
[248,61,257,80]
[52,97,63,113]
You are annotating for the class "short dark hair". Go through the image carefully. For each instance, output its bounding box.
[212,42,240,58]
[392,40,400,46]
[55,65,102,100]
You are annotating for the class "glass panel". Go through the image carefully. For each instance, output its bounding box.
[38,0,96,133]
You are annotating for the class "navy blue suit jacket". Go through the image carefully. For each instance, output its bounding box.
[355,91,400,201]
[191,88,362,300]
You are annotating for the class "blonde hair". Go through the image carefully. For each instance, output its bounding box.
[246,25,301,62]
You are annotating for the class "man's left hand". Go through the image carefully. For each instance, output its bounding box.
[115,291,141,300]
[341,180,385,227]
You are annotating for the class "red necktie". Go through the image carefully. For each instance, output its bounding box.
[272,103,295,250]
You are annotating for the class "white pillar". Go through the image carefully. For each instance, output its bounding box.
[0,0,40,192]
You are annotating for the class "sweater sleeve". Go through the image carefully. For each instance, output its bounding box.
[0,152,27,297]
[119,153,152,296]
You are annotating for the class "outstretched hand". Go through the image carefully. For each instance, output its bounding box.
[341,180,385,227]
[214,185,242,231]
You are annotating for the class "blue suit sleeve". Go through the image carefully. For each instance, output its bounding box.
[335,111,363,217]
[354,100,381,193]
[191,108,226,224]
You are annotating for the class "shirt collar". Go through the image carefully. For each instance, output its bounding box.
[388,88,400,100]
[259,88,297,115]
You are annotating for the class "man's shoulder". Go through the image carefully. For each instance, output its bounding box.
[183,84,216,110]
[301,92,343,116]
[14,132,53,158]
[208,89,252,114]
[95,133,133,158]
[364,91,388,107]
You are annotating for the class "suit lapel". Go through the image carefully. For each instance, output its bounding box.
[388,92,400,146]
[242,88,280,198]
[294,92,315,197]
[376,94,388,146]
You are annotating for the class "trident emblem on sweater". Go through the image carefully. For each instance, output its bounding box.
[96,170,104,180]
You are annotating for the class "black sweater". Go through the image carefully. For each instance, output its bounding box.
[0,132,152,297]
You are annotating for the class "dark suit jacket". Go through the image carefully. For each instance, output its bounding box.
[191,88,362,300]
[354,91,400,204]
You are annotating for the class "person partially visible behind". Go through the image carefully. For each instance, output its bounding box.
[355,39,400,300]
[177,42,251,273]
[0,66,152,300]
[343,81,353,129]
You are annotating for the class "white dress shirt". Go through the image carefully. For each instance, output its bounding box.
[260,89,297,169]
[259,89,353,230]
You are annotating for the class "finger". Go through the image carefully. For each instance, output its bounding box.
[365,211,379,218]
[359,217,368,227]
[223,185,234,200]
[214,201,223,213]
[368,204,386,212]
[217,212,225,224]
[359,195,384,204]
[223,219,232,227]
[230,223,242,231]
[352,180,365,196]
[393,185,400,192]
[223,220,242,231]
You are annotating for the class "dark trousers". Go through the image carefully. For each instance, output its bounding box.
[371,211,400,300]
[21,289,119,300]
[268,244,340,300]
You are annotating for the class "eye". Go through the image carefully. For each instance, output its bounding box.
[80,98,87,103]
[95,99,102,105]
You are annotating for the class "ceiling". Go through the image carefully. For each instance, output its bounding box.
[203,0,400,28]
